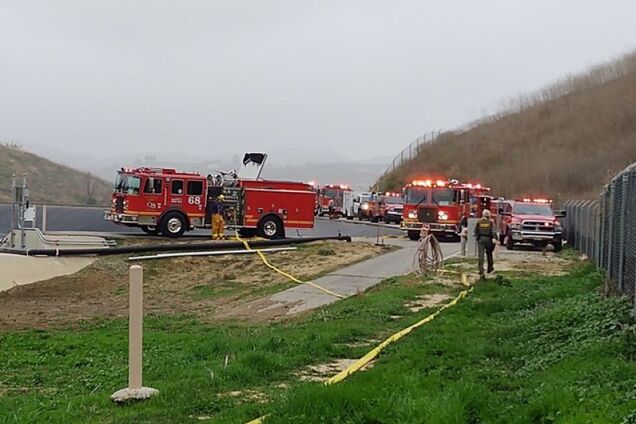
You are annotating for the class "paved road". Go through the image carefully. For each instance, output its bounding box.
[0,204,404,238]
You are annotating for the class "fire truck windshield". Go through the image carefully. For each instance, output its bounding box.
[114,174,141,195]
[405,187,428,204]
[431,188,457,206]
[323,188,340,197]
[513,203,553,216]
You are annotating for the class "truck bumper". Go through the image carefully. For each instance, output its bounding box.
[104,211,148,225]
[402,220,457,234]
[511,230,562,242]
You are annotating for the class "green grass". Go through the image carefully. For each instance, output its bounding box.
[1,263,634,424]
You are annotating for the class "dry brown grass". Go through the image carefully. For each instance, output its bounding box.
[377,51,636,202]
[0,240,392,330]
[0,143,112,205]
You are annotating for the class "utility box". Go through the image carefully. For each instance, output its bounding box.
[465,218,479,257]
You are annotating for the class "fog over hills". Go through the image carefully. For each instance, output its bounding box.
[21,143,392,191]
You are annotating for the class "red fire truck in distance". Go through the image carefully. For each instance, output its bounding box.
[401,179,491,240]
[104,153,316,238]
[316,184,353,218]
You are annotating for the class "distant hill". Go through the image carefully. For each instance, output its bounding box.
[0,143,112,206]
[375,51,636,202]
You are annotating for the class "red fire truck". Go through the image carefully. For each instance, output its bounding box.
[401,179,491,240]
[316,184,353,218]
[104,153,316,238]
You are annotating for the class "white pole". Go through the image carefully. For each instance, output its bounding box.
[111,265,158,402]
[128,265,143,390]
[42,204,47,233]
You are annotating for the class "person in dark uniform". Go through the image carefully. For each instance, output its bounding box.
[474,209,496,278]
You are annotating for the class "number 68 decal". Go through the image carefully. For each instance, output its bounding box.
[187,196,201,205]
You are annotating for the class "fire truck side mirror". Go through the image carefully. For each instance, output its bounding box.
[555,210,566,218]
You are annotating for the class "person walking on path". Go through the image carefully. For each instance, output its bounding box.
[474,209,497,278]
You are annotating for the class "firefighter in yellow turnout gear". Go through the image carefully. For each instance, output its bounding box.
[210,195,225,240]
[474,209,497,278]
[206,174,226,240]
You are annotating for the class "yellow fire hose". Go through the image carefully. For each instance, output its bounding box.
[234,232,345,299]
[245,271,473,424]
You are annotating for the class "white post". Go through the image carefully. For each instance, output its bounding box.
[111,265,158,402]
[128,265,143,390]
[42,204,47,233]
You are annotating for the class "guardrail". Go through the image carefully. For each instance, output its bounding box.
[564,162,636,308]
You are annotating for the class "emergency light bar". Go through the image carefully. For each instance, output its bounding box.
[519,198,552,204]
[411,179,447,187]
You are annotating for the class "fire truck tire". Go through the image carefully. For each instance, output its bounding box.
[407,230,420,241]
[257,215,285,239]
[159,211,187,238]
[238,228,257,238]
[140,225,159,236]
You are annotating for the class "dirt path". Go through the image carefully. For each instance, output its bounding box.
[0,241,393,331]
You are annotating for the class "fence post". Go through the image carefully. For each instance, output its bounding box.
[607,184,615,280]
[617,174,629,293]
[111,265,159,402]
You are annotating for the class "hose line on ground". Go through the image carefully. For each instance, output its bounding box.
[234,232,345,299]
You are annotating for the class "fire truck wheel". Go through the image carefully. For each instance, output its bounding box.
[238,228,257,238]
[140,225,159,235]
[407,230,420,241]
[159,211,187,238]
[258,215,285,239]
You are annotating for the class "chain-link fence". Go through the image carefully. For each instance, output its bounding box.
[381,131,442,177]
[564,162,636,307]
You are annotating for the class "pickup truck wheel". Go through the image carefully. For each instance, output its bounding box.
[159,212,187,238]
[505,230,515,250]
[553,239,562,252]
[258,215,285,239]
[407,230,420,241]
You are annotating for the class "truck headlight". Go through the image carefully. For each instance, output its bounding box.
[511,222,522,230]
[438,211,448,221]
[408,211,417,219]
[361,203,369,210]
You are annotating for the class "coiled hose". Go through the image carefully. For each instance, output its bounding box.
[413,232,444,276]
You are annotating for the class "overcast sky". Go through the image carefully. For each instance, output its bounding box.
[1,0,635,162]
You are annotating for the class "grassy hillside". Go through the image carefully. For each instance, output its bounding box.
[376,51,636,202]
[0,143,112,206]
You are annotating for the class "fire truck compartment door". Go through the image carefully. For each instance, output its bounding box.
[238,153,268,180]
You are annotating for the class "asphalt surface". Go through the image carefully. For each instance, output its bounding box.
[0,204,405,238]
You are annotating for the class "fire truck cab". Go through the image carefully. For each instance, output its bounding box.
[104,153,316,238]
[498,198,565,251]
[401,179,491,241]
[357,192,385,222]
